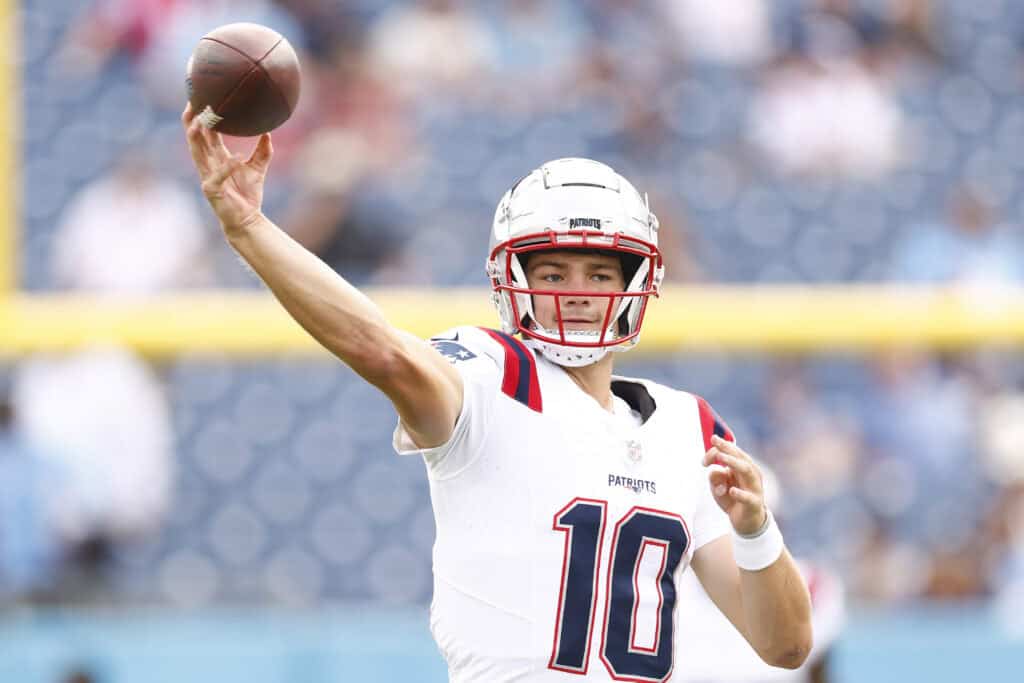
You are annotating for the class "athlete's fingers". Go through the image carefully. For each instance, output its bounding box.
[198,122,233,164]
[711,434,748,460]
[708,464,730,478]
[704,445,737,468]
[710,436,763,491]
[709,467,731,498]
[186,117,214,174]
[212,129,233,161]
[710,449,755,478]
[201,155,242,195]
[728,486,760,505]
[246,133,273,171]
[182,102,194,126]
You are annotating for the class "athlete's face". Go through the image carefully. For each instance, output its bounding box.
[525,251,626,334]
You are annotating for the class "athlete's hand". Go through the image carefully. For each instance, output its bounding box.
[182,102,272,234]
[703,434,768,536]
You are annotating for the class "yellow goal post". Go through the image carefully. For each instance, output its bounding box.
[2,285,1024,358]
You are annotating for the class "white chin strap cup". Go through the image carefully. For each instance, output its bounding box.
[522,326,638,368]
[525,337,610,368]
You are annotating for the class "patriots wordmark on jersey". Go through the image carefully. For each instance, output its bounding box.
[395,326,736,683]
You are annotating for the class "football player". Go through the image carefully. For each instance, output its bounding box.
[183,105,813,682]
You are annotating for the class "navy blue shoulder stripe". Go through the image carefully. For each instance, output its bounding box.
[480,328,543,412]
[696,395,734,452]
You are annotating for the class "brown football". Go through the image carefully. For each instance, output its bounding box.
[185,23,301,137]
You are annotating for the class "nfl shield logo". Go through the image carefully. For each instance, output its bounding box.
[625,440,643,464]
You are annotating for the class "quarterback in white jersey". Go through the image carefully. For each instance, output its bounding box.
[182,109,814,683]
[394,324,737,680]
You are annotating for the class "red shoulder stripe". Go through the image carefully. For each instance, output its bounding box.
[696,395,734,452]
[480,328,543,413]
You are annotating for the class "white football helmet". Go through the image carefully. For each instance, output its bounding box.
[487,158,664,367]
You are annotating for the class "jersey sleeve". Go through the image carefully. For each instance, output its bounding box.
[391,326,503,478]
[690,395,736,551]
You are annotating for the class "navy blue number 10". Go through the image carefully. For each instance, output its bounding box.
[549,498,689,682]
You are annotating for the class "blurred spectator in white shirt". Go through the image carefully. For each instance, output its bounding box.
[367,0,498,103]
[51,148,211,293]
[663,0,774,66]
[748,51,905,179]
[12,347,174,546]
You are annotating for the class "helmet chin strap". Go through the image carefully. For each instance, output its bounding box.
[523,335,610,367]
[521,324,616,367]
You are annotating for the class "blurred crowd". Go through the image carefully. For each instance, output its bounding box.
[4,0,1024,632]
[21,0,1024,289]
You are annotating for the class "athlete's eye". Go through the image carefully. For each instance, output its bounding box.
[591,273,612,282]
[541,273,563,283]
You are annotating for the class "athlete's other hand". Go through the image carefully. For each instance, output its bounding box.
[182,102,272,234]
[703,435,768,536]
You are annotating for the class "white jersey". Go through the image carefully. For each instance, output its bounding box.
[674,561,845,683]
[394,326,734,682]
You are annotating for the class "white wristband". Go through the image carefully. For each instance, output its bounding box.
[732,509,784,571]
